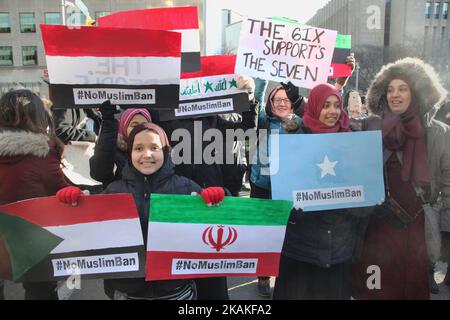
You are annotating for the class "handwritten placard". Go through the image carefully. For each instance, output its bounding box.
[235,17,337,89]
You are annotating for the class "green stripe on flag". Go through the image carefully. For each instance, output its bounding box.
[149,194,292,226]
[271,16,301,25]
[335,34,351,49]
[0,212,63,281]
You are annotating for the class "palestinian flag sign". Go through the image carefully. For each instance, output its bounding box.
[158,55,250,121]
[98,6,201,73]
[329,35,352,78]
[0,194,145,282]
[41,24,181,109]
[146,194,292,280]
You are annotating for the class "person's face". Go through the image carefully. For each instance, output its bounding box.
[319,95,341,127]
[387,79,412,114]
[271,89,293,119]
[348,92,362,118]
[131,131,164,176]
[126,114,150,137]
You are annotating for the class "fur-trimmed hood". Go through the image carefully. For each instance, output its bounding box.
[367,57,448,119]
[0,129,50,159]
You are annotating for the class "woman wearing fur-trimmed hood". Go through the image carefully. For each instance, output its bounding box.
[351,57,450,299]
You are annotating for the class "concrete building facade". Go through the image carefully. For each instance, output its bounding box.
[0,0,205,97]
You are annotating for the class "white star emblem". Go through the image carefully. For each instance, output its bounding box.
[317,155,338,179]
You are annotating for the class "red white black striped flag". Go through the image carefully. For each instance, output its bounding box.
[98,6,201,73]
[41,24,181,109]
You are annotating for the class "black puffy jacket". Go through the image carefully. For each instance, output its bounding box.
[102,155,201,299]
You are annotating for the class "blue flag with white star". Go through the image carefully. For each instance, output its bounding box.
[270,131,385,212]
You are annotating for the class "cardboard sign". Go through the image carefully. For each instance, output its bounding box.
[158,55,250,121]
[41,24,181,109]
[146,194,291,280]
[270,132,385,211]
[235,17,337,89]
[0,195,145,282]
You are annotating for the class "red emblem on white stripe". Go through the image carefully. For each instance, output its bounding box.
[202,225,237,252]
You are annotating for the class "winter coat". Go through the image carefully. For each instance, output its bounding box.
[0,129,68,205]
[53,108,99,144]
[89,118,128,187]
[159,99,258,189]
[250,87,302,190]
[351,57,449,299]
[362,57,450,232]
[102,154,201,298]
[281,123,370,267]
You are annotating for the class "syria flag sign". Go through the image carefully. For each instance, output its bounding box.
[41,24,181,109]
[98,6,201,73]
[0,194,145,282]
[146,194,292,280]
[158,55,251,121]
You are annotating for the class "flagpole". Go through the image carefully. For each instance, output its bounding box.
[61,0,66,25]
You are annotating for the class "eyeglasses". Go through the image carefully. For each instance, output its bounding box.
[273,98,291,105]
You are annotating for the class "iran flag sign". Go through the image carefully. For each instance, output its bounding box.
[146,194,292,280]
[0,194,145,282]
[98,6,201,73]
[158,55,251,121]
[41,24,181,109]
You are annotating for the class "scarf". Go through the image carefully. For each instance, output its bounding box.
[302,83,351,134]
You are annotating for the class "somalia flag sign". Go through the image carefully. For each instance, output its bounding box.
[0,194,145,282]
[270,131,385,212]
[146,194,292,280]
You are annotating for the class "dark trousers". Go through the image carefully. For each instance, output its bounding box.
[195,277,229,300]
[22,281,58,300]
[273,255,351,300]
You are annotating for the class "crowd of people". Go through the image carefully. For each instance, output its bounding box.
[0,56,449,300]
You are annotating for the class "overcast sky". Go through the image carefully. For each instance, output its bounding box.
[205,0,331,54]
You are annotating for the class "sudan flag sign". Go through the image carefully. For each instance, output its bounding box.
[98,6,201,73]
[41,24,181,109]
[0,194,145,282]
[0,213,62,281]
[158,55,251,121]
[146,194,292,280]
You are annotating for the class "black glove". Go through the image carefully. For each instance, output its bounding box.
[99,100,119,120]
[288,207,303,225]
[281,82,300,104]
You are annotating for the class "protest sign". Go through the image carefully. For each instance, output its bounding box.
[270,132,385,212]
[41,24,181,108]
[158,55,250,121]
[98,6,201,73]
[146,194,292,280]
[235,17,337,89]
[0,194,145,282]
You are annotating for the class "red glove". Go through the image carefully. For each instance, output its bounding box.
[200,187,225,206]
[56,186,81,206]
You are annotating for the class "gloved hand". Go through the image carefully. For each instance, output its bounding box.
[200,187,225,206]
[99,100,120,120]
[281,81,300,104]
[336,54,356,87]
[288,207,304,224]
[56,186,82,206]
[237,76,255,101]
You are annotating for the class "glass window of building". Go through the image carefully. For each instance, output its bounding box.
[69,11,86,26]
[22,46,37,66]
[0,46,13,65]
[20,13,36,32]
[426,1,432,18]
[45,12,61,25]
[0,13,11,33]
[434,1,441,19]
[444,2,449,19]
